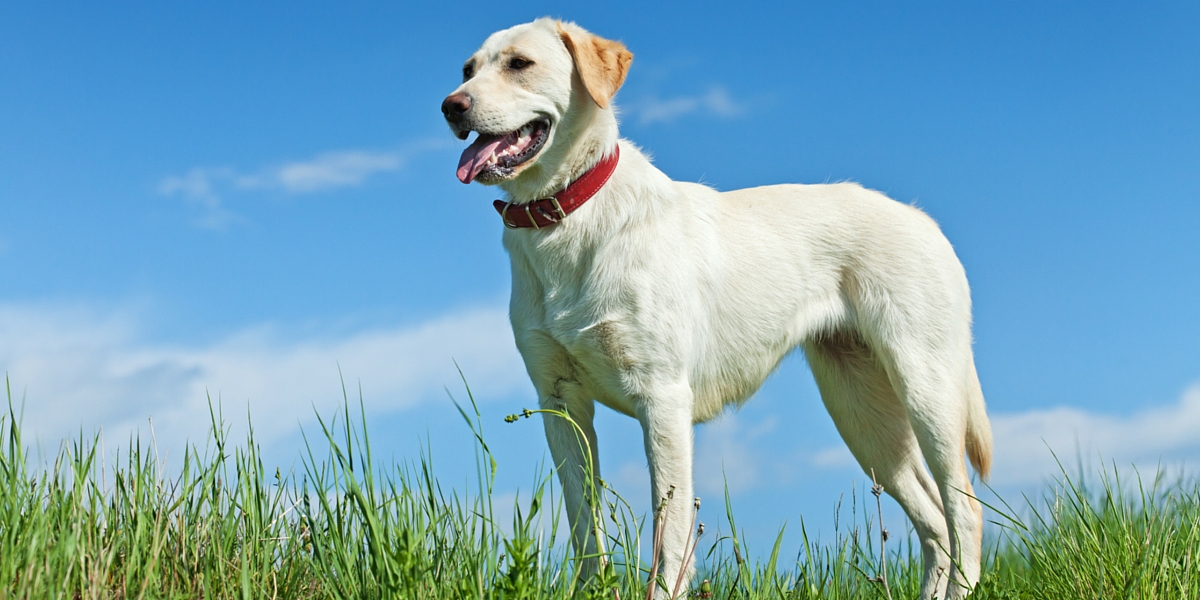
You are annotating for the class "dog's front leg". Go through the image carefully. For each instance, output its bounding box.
[539,383,606,577]
[513,324,607,578]
[637,381,696,598]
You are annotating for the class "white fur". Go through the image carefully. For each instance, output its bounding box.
[446,18,993,599]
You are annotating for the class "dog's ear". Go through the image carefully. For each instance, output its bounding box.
[557,21,633,109]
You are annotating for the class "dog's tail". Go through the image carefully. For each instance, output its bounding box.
[964,362,993,480]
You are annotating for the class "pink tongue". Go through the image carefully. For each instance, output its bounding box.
[457,134,512,184]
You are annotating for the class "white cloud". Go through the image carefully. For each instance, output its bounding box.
[811,446,856,470]
[0,303,529,454]
[236,150,404,193]
[628,86,746,126]
[693,413,776,495]
[157,167,244,229]
[989,386,1200,486]
[7,298,1196,499]
[157,139,452,229]
[800,387,1200,489]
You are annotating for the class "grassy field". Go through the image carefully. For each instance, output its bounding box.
[2,378,1198,599]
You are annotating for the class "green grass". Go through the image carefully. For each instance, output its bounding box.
[2,375,1198,599]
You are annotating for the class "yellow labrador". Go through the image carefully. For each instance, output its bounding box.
[442,18,992,599]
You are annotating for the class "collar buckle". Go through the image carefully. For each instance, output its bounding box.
[500,201,519,229]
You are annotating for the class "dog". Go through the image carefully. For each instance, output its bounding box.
[442,18,993,599]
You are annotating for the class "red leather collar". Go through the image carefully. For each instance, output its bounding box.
[492,145,620,229]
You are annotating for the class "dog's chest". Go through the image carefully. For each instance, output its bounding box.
[545,286,638,382]
[512,241,648,413]
[535,307,642,416]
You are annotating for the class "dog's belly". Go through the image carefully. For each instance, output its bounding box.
[563,328,802,423]
[689,344,791,422]
[552,313,821,424]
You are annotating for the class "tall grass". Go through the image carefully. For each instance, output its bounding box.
[1,375,1197,599]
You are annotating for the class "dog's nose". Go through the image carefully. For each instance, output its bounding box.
[441,92,472,122]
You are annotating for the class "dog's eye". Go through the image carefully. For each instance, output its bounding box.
[508,57,533,71]
[462,62,475,81]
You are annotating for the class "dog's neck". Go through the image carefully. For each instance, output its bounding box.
[499,105,620,204]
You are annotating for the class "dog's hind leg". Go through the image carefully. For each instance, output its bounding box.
[805,330,954,600]
[878,340,985,599]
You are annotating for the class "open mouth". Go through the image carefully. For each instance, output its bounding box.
[456,119,550,184]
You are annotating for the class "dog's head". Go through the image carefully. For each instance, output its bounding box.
[442,19,632,191]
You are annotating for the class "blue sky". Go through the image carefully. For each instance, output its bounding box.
[2,2,1199,554]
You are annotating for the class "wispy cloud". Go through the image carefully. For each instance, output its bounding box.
[157,167,245,229]
[0,302,528,453]
[626,86,746,126]
[236,150,405,193]
[693,413,777,495]
[7,299,1196,498]
[157,140,449,229]
[801,387,1200,489]
[989,386,1200,486]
